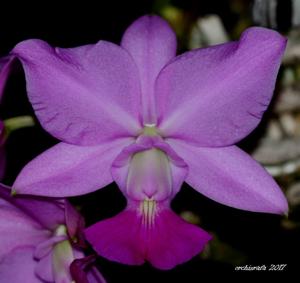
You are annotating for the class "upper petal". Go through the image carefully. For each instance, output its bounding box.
[156,27,286,146]
[13,138,133,197]
[121,15,177,124]
[167,139,288,214]
[12,39,142,145]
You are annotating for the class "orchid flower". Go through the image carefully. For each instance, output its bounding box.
[0,184,105,283]
[0,15,288,269]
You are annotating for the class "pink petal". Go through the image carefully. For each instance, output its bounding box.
[0,55,15,100]
[111,136,187,200]
[85,209,145,266]
[70,256,106,283]
[64,200,85,241]
[85,207,211,270]
[12,39,142,145]
[86,266,107,283]
[0,185,65,230]
[13,138,132,197]
[146,208,211,269]
[0,143,6,180]
[156,27,287,146]
[0,247,41,283]
[121,15,177,124]
[35,252,54,282]
[0,186,50,260]
[168,139,288,214]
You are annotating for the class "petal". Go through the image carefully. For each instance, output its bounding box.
[0,185,50,260]
[12,39,142,145]
[0,55,15,100]
[0,144,6,180]
[70,256,107,283]
[86,266,107,283]
[121,15,177,124]
[146,208,211,269]
[34,235,66,259]
[85,206,211,270]
[64,200,85,241]
[13,138,133,197]
[35,252,54,282]
[0,187,65,230]
[85,209,146,266]
[111,137,187,200]
[0,247,41,283]
[168,139,288,214]
[156,27,287,146]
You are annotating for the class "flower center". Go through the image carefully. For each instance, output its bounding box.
[140,199,157,228]
[127,148,172,201]
[142,124,158,136]
[52,225,76,282]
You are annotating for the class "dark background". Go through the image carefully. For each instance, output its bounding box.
[0,0,298,281]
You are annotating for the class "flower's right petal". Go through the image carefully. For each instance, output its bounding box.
[156,27,286,146]
[13,138,133,197]
[0,247,41,283]
[12,39,142,145]
[168,139,288,214]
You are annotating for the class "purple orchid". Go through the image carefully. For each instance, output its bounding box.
[0,15,288,269]
[0,184,105,283]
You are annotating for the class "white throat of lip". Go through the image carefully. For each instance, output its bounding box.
[140,199,157,228]
[143,123,156,127]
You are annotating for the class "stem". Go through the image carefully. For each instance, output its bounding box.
[4,115,35,135]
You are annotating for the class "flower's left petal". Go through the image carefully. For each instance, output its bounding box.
[12,39,142,146]
[168,139,288,214]
[156,27,286,146]
[121,15,177,124]
[0,247,41,283]
[13,138,132,197]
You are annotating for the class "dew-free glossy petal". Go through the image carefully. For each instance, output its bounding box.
[85,207,211,270]
[12,40,142,145]
[121,15,177,124]
[168,139,288,214]
[156,28,286,146]
[0,247,41,283]
[13,138,132,197]
[0,186,49,259]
